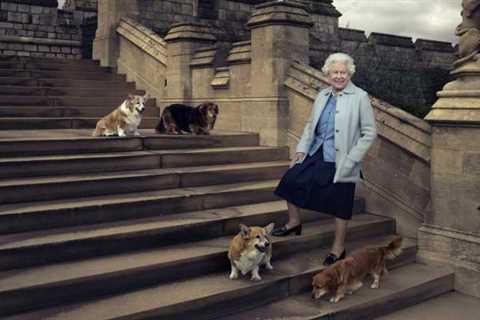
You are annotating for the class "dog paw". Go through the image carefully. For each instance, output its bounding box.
[370,282,379,289]
[265,262,274,270]
[251,273,262,281]
[229,272,238,280]
[329,296,342,303]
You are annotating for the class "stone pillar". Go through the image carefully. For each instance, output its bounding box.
[420,43,480,297]
[92,0,138,67]
[246,0,312,146]
[164,23,216,103]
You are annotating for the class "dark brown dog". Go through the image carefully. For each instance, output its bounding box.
[312,236,403,303]
[155,102,219,135]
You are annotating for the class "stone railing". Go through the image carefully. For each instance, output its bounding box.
[116,17,167,103]
[0,0,82,59]
[284,61,432,238]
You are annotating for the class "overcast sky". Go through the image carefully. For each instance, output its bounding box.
[57,0,461,44]
[333,0,461,44]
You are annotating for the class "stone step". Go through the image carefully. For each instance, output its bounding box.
[0,105,158,118]
[0,200,365,269]
[0,85,145,97]
[375,292,480,320]
[0,95,129,106]
[0,220,404,317]
[0,116,160,130]
[0,131,260,157]
[0,61,112,72]
[216,263,453,320]
[0,69,125,81]
[0,180,281,234]
[0,77,136,89]
[0,56,100,66]
[0,161,289,204]
[0,146,288,178]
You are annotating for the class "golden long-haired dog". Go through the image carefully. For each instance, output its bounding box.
[228,223,274,281]
[92,94,149,137]
[312,236,403,303]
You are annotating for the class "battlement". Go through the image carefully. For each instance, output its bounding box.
[338,27,367,42]
[368,32,414,48]
[415,38,454,52]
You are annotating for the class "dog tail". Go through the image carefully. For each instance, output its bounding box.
[384,235,403,260]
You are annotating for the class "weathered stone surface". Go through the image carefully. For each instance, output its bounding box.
[0,0,81,59]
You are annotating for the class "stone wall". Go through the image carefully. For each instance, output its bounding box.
[116,17,167,102]
[127,0,455,117]
[62,0,97,25]
[0,0,81,58]
[136,0,338,43]
[284,62,431,239]
[310,29,455,118]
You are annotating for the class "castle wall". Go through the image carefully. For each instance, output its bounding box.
[0,0,81,58]
[128,0,455,116]
[310,29,455,118]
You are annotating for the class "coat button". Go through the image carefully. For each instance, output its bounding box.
[335,129,339,133]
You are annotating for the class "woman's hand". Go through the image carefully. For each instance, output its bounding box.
[290,152,306,168]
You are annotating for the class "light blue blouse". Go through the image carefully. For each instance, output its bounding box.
[308,94,336,162]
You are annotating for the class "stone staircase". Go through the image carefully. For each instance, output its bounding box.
[0,56,159,130]
[0,57,455,319]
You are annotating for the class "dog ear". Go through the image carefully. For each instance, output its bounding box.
[239,224,250,239]
[143,93,150,101]
[264,223,275,235]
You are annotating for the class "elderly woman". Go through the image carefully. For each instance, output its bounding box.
[272,52,377,266]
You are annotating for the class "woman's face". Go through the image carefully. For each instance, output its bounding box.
[328,62,351,92]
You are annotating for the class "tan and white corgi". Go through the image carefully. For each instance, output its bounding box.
[228,223,274,281]
[92,94,149,137]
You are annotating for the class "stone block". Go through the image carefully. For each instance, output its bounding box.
[30,6,43,14]
[24,44,37,51]
[431,126,480,151]
[17,4,29,13]
[463,152,480,175]
[7,12,23,23]
[431,148,463,175]
[38,45,50,52]
[35,31,47,38]
[8,42,23,51]
[6,3,18,12]
[61,47,71,53]
[430,173,480,232]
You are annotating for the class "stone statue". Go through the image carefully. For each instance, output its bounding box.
[455,0,480,66]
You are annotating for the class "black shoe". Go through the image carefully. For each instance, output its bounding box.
[271,224,302,237]
[323,249,346,266]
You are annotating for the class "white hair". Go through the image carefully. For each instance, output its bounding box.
[321,52,356,76]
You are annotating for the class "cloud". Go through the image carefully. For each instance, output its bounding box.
[333,0,461,43]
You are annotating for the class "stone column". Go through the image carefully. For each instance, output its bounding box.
[246,0,312,146]
[420,37,480,297]
[164,23,216,103]
[92,0,138,67]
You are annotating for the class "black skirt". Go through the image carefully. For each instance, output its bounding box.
[274,148,356,220]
